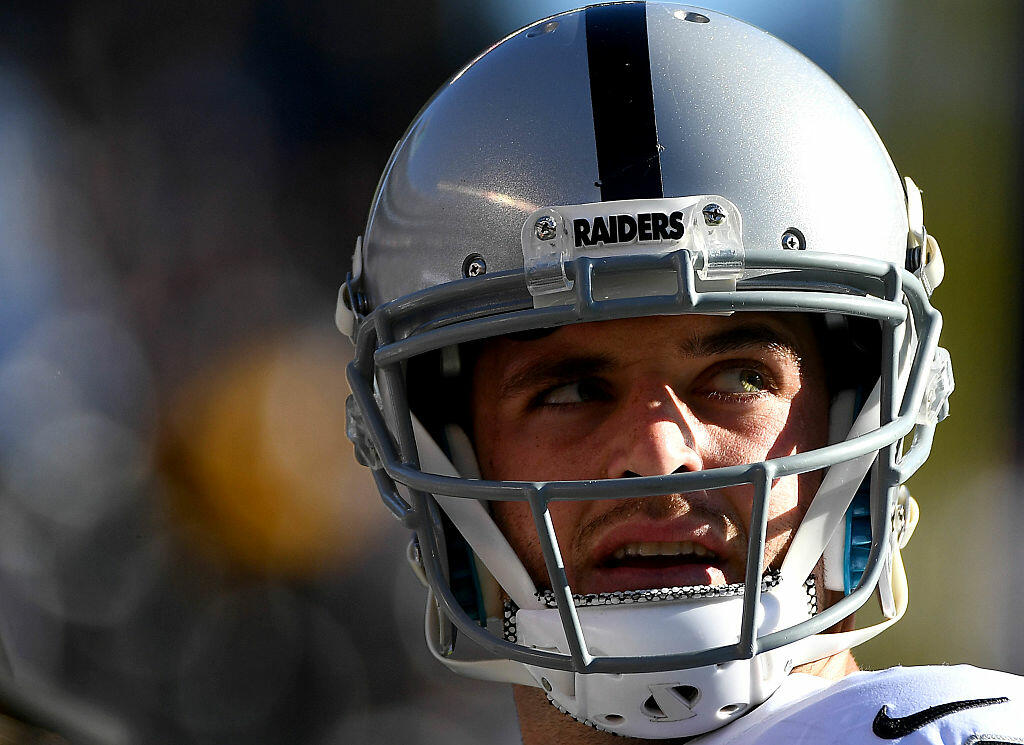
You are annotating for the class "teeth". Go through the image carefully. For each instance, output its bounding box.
[610,541,717,561]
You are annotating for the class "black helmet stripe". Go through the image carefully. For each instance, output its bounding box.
[585,2,664,202]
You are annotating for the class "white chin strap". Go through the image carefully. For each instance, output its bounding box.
[410,416,540,611]
[410,415,541,685]
[513,578,818,739]
[782,377,884,593]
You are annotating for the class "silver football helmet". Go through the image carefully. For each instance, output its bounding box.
[339,2,951,739]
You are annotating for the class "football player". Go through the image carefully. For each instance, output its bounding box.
[339,3,1024,742]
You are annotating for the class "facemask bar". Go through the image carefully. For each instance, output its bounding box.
[346,248,943,675]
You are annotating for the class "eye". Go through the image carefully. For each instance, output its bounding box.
[537,379,608,406]
[705,366,775,396]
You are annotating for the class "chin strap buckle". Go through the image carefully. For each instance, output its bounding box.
[879,486,920,618]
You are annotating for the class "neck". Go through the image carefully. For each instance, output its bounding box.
[792,648,859,679]
[512,651,859,745]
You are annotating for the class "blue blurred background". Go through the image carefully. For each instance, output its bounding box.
[0,1,1019,742]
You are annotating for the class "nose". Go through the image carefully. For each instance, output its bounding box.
[604,379,704,478]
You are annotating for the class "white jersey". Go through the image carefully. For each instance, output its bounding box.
[695,666,1024,745]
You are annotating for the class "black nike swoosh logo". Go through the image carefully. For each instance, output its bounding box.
[872,697,1010,738]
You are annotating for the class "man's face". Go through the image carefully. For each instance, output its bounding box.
[471,313,829,596]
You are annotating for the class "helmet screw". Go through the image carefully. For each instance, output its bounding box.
[702,203,726,226]
[534,215,558,241]
[462,253,487,278]
[781,228,805,250]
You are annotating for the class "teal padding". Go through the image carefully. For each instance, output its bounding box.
[437,429,488,626]
[442,513,487,624]
[467,549,487,627]
[843,480,872,595]
[844,382,873,596]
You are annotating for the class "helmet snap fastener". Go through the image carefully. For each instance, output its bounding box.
[462,254,487,277]
[534,215,558,241]
[702,203,726,226]
[781,228,805,250]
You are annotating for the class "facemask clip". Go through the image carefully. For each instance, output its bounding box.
[345,394,381,469]
[917,347,953,425]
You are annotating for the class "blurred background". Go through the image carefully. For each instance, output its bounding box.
[0,0,1019,742]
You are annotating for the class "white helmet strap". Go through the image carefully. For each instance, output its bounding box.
[410,415,541,610]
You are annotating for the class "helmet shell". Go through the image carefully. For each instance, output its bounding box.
[361,2,908,309]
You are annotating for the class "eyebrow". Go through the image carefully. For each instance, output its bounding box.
[677,323,804,361]
[498,356,614,399]
[496,321,804,399]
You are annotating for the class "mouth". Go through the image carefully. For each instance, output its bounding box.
[586,538,730,593]
[602,540,719,569]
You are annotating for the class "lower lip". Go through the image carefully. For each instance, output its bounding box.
[580,564,724,594]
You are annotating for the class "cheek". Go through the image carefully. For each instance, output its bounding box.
[763,470,823,567]
[491,502,537,565]
[477,419,599,482]
[699,406,797,476]
[492,500,589,584]
[708,399,826,532]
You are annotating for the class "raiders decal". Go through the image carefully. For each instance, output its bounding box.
[572,211,685,248]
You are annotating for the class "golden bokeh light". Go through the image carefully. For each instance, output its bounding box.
[161,329,385,576]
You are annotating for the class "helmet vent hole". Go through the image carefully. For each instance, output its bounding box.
[718,702,747,718]
[675,685,700,705]
[674,10,711,23]
[642,695,664,717]
[527,21,559,38]
[540,677,552,692]
[603,714,624,725]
